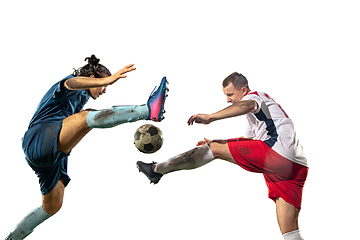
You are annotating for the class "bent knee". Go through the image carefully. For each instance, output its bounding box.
[208,140,234,162]
[43,202,63,216]
[42,180,65,216]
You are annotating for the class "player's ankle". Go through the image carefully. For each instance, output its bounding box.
[283,229,303,240]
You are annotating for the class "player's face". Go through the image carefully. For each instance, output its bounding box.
[223,82,247,103]
[89,86,106,99]
[89,74,109,99]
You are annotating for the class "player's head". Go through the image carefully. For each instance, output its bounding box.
[74,54,111,78]
[222,72,250,103]
[74,55,112,99]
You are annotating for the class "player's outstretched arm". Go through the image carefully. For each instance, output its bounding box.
[64,64,136,90]
[188,99,257,125]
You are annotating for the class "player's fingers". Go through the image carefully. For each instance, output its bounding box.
[204,138,211,144]
[120,64,136,74]
[187,116,195,125]
[126,64,135,69]
[124,66,136,73]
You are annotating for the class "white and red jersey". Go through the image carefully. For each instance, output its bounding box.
[241,91,307,167]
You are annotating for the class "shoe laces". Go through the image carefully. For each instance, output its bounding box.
[149,86,157,99]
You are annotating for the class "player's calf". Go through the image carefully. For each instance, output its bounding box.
[86,77,169,129]
[137,144,215,184]
[153,144,215,175]
[5,206,51,240]
[86,104,149,128]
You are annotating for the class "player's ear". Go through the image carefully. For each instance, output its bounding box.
[241,86,247,94]
[90,74,95,78]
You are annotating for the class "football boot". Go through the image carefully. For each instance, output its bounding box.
[146,77,169,122]
[136,161,163,184]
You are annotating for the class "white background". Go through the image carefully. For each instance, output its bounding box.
[1,0,359,239]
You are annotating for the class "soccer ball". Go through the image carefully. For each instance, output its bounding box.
[134,124,164,153]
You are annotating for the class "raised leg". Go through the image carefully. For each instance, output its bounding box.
[206,139,237,164]
[58,110,92,154]
[58,105,149,154]
[153,144,215,175]
[58,76,169,154]
[137,139,237,184]
[85,105,149,129]
[153,139,236,175]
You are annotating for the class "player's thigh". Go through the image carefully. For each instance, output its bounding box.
[58,111,91,154]
[208,140,236,164]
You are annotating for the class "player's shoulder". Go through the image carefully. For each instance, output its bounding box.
[54,74,82,98]
[243,90,262,100]
[245,91,275,100]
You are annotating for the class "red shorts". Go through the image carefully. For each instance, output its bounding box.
[227,138,308,211]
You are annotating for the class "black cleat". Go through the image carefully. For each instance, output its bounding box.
[136,161,163,184]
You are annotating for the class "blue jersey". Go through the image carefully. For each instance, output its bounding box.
[28,74,90,128]
[23,74,91,195]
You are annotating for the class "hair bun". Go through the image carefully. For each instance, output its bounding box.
[74,54,111,77]
[85,54,100,66]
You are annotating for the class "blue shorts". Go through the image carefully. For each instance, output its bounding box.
[22,121,70,195]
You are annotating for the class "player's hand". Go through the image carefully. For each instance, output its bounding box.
[187,114,213,125]
[196,138,212,147]
[106,64,136,85]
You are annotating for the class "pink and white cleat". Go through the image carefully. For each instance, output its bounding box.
[146,77,169,122]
